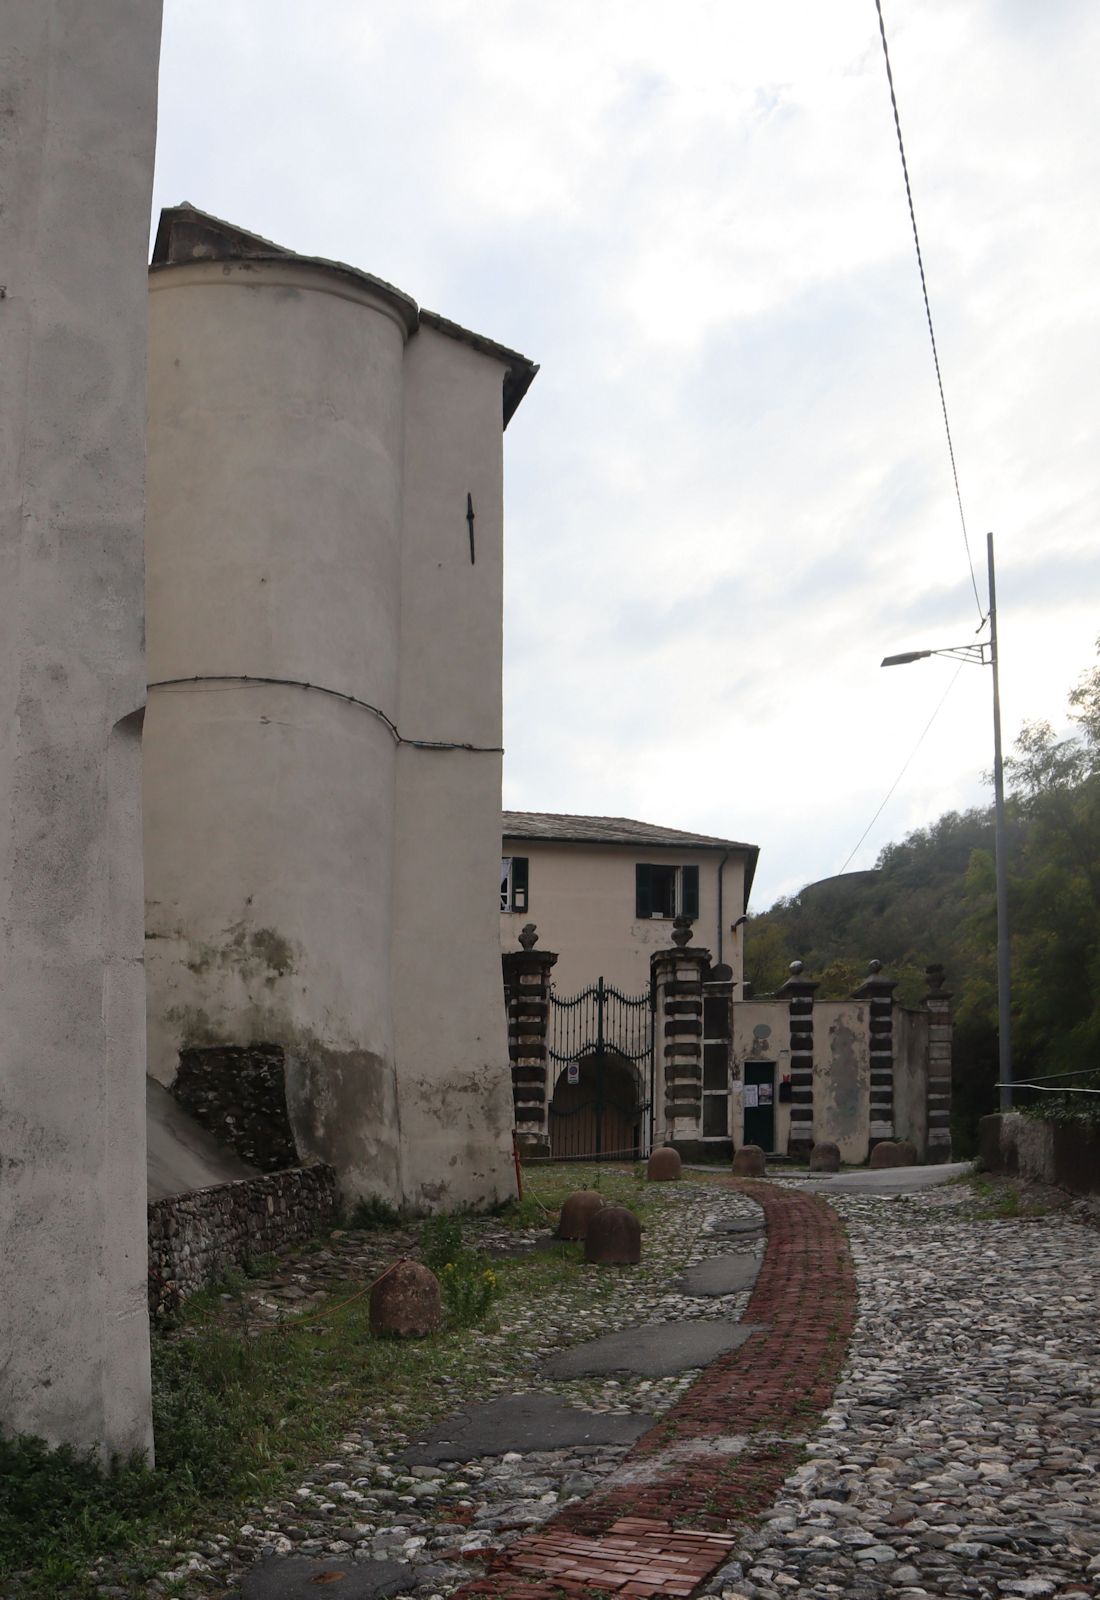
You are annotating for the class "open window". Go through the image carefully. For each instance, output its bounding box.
[500,855,529,913]
[634,862,699,920]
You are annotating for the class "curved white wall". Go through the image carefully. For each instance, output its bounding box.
[144,261,408,1198]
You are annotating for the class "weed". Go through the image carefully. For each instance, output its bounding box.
[418,1212,466,1273]
[346,1194,403,1231]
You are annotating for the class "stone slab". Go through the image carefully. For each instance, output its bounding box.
[543,1320,765,1378]
[242,1557,409,1599]
[397,1391,654,1466]
[708,1217,765,1236]
[677,1255,760,1297]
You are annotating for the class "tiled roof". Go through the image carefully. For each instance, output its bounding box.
[502,811,757,854]
[151,205,537,426]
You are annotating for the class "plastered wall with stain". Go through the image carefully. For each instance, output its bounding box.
[143,211,530,1210]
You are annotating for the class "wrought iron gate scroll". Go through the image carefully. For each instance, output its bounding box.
[547,977,653,1160]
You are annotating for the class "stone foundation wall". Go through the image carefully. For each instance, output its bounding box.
[172,1044,298,1170]
[979,1112,1100,1196]
[147,1164,337,1316]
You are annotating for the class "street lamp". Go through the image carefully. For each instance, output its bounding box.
[881,530,1012,1111]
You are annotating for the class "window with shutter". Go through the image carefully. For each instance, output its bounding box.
[500,856,529,912]
[635,862,700,919]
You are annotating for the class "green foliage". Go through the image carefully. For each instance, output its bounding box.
[418,1211,466,1273]
[439,1257,499,1327]
[346,1194,403,1231]
[418,1212,498,1328]
[1020,1072,1100,1127]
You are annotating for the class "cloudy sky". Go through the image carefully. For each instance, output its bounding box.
[152,0,1100,909]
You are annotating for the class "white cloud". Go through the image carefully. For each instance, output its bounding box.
[153,0,1100,910]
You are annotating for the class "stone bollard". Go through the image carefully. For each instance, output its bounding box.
[895,1139,918,1166]
[868,1140,904,1170]
[370,1260,442,1338]
[557,1189,605,1241]
[809,1141,840,1173]
[733,1143,767,1177]
[646,1146,682,1182]
[584,1205,641,1265]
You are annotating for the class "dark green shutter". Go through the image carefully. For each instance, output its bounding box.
[682,865,699,919]
[635,863,653,918]
[512,856,528,912]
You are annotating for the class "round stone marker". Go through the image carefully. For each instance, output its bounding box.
[868,1139,904,1169]
[646,1146,682,1182]
[733,1143,767,1177]
[584,1204,641,1265]
[557,1189,605,1240]
[895,1138,918,1166]
[370,1259,442,1338]
[809,1141,841,1173]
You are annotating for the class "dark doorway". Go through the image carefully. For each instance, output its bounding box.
[743,1060,776,1153]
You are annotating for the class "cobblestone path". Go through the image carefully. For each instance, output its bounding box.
[453,1182,855,1599]
[700,1187,1100,1600]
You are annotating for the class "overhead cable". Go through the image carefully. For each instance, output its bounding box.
[836,661,966,875]
[874,0,985,623]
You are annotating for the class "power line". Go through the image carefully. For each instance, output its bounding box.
[874,0,985,623]
[836,661,966,875]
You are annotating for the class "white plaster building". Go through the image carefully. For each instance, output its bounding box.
[0,0,162,1459]
[144,207,536,1212]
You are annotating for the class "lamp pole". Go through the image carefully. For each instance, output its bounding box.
[881,530,1012,1110]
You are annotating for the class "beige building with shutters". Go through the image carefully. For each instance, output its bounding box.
[500,813,759,998]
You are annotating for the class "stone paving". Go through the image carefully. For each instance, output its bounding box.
[140,1171,1100,1600]
[701,1184,1100,1600]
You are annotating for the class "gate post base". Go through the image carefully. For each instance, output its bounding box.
[515,1135,550,1162]
[669,1137,731,1165]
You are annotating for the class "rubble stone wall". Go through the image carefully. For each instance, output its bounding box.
[147,1165,337,1316]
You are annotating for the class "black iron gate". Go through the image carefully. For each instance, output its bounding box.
[547,977,653,1160]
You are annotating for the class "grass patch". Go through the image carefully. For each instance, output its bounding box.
[959,1171,1052,1219]
[1,1163,675,1598]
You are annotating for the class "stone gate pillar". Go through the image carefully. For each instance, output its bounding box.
[924,963,953,1162]
[853,960,898,1149]
[651,916,710,1152]
[778,961,819,1159]
[501,924,557,1159]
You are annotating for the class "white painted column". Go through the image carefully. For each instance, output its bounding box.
[0,0,162,1458]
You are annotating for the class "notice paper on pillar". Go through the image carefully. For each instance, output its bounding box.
[743,1084,759,1109]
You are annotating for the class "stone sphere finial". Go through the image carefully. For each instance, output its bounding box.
[925,962,945,992]
[789,959,804,976]
[868,958,883,974]
[671,914,693,947]
[518,922,539,951]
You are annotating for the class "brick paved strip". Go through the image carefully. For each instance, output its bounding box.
[454,1181,854,1600]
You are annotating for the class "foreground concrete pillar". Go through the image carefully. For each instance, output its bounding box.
[0,0,162,1458]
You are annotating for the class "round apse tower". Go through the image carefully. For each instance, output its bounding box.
[143,208,415,1201]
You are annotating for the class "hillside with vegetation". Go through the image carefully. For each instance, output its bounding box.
[745,647,1100,1155]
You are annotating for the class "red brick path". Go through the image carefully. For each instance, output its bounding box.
[453,1179,855,1600]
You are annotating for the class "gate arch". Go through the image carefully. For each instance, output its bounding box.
[547,978,653,1160]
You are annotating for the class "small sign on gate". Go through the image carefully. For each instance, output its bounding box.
[566,1061,580,1084]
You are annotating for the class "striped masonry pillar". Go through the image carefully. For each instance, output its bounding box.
[652,916,709,1151]
[777,961,818,1159]
[501,923,558,1159]
[853,960,899,1150]
[924,963,953,1161]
